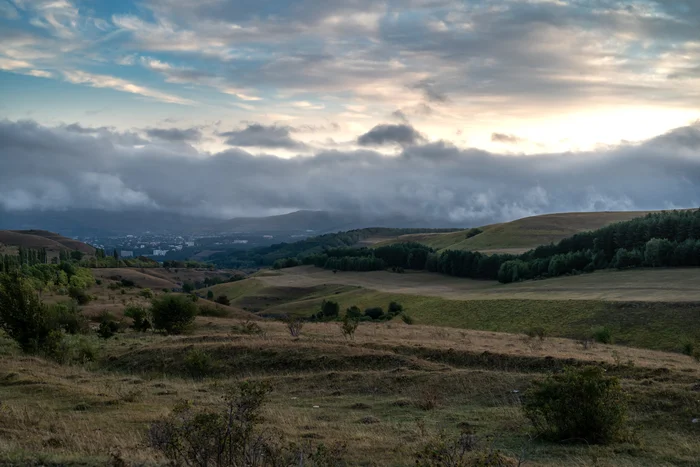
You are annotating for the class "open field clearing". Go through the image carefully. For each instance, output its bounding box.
[253,266,700,302]
[1,315,699,466]
[376,211,654,252]
[209,267,700,351]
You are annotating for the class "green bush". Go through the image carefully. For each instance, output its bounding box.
[346,306,362,320]
[148,381,346,466]
[48,302,88,334]
[124,304,151,332]
[340,315,359,340]
[591,326,613,344]
[387,301,404,316]
[184,348,212,378]
[680,339,695,356]
[140,288,154,299]
[364,307,384,320]
[214,295,231,306]
[0,273,53,352]
[320,300,340,319]
[68,286,91,305]
[151,295,197,335]
[206,290,214,300]
[524,366,628,444]
[97,319,119,339]
[401,314,414,325]
[46,333,99,364]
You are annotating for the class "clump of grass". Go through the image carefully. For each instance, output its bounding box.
[401,314,415,325]
[230,320,265,336]
[184,348,212,379]
[198,303,231,318]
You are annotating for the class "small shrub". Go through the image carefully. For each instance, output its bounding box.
[414,431,478,466]
[416,389,441,411]
[140,288,153,299]
[48,302,89,334]
[387,301,404,316]
[591,326,613,344]
[523,366,628,444]
[320,300,340,319]
[184,348,212,378]
[285,316,304,337]
[97,318,120,339]
[206,290,214,300]
[95,279,102,286]
[401,314,415,325]
[189,293,199,303]
[346,306,362,320]
[215,295,231,306]
[120,279,136,288]
[680,339,695,356]
[340,315,359,340]
[364,307,384,320]
[150,295,197,335]
[45,333,98,364]
[230,320,265,336]
[0,273,53,352]
[124,304,151,332]
[149,381,347,466]
[68,286,91,305]
[525,326,547,340]
[182,282,194,293]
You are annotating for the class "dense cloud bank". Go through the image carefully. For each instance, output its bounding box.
[1,119,699,225]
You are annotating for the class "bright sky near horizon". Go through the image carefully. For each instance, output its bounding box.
[1,0,700,223]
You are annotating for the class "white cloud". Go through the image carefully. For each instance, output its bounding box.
[62,70,194,105]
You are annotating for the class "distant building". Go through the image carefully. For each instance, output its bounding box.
[263,235,274,239]
[152,249,169,256]
[233,239,249,244]
[185,241,195,247]
[120,250,134,258]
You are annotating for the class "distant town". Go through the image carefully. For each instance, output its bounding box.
[77,231,313,262]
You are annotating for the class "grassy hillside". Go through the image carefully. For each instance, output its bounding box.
[2,317,698,466]
[211,267,700,352]
[0,229,95,254]
[378,211,654,253]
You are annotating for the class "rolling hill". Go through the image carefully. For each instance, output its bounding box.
[376,210,656,253]
[0,229,95,254]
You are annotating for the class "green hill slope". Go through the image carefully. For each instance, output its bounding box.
[379,211,654,253]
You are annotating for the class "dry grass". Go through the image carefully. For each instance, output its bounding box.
[1,312,699,466]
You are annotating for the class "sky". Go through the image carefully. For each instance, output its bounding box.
[1,0,700,225]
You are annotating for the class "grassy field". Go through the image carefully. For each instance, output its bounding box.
[208,267,700,351]
[1,315,699,466]
[2,265,700,465]
[376,211,654,253]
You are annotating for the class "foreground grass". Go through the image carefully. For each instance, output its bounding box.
[1,317,699,466]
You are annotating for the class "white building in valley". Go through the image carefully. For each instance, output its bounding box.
[120,250,134,258]
[152,249,169,256]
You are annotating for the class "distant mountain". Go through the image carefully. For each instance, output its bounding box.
[0,209,468,237]
[0,230,96,254]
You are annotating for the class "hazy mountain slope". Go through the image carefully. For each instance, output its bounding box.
[0,230,95,254]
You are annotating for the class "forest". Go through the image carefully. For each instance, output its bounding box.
[271,210,700,283]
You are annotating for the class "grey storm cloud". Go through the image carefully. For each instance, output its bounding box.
[145,127,202,142]
[358,124,426,147]
[2,119,700,225]
[491,133,523,144]
[220,124,308,150]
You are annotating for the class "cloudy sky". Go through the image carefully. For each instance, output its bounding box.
[1,0,700,225]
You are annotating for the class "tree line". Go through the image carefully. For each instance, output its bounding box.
[270,210,700,283]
